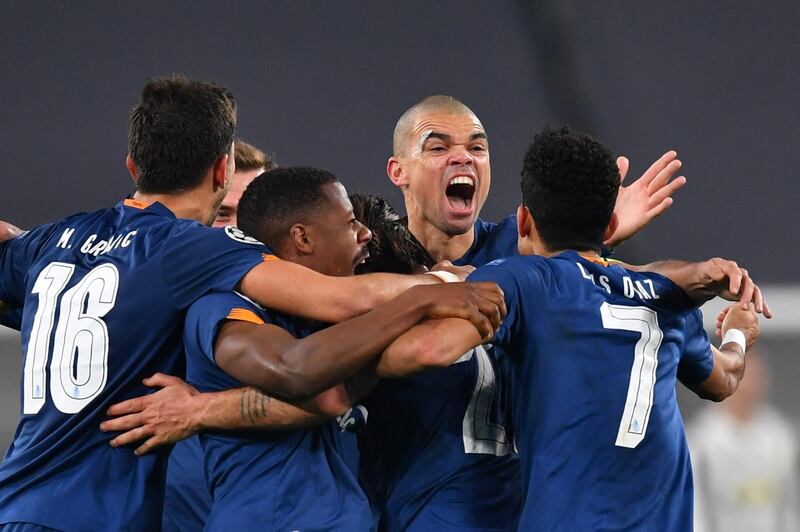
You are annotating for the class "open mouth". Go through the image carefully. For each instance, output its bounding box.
[445,176,476,212]
[355,248,370,266]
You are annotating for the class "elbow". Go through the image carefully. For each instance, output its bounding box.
[313,387,352,417]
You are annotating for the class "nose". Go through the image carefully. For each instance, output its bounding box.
[449,144,474,166]
[357,222,372,244]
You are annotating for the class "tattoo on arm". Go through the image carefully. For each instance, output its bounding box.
[240,387,269,425]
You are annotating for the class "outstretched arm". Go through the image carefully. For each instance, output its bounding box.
[376,317,484,378]
[238,259,472,323]
[216,282,503,400]
[627,257,772,317]
[605,151,686,247]
[684,304,759,402]
[101,374,355,455]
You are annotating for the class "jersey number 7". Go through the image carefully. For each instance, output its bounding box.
[600,302,664,449]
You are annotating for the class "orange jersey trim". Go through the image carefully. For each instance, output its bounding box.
[262,253,280,262]
[578,254,612,267]
[226,308,266,325]
[123,198,155,210]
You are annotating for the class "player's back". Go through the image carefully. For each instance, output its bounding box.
[470,251,712,531]
[0,200,266,530]
[359,215,521,531]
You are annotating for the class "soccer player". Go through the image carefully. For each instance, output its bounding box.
[0,77,497,530]
[359,95,695,531]
[212,139,276,228]
[452,126,760,530]
[182,167,500,530]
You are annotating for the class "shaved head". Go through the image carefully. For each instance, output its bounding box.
[393,95,478,156]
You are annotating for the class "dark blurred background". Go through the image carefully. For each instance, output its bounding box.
[1,3,798,526]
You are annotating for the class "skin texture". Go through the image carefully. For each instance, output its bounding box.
[212,167,263,228]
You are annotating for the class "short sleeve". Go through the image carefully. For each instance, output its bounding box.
[163,224,275,309]
[184,291,267,366]
[468,258,542,350]
[677,308,714,384]
[0,224,59,306]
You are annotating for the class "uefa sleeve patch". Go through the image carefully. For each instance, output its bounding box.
[224,225,264,245]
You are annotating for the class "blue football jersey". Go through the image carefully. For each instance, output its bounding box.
[469,251,713,531]
[163,435,211,532]
[182,291,374,531]
[0,200,269,530]
[359,215,522,531]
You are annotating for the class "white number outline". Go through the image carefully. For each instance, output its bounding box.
[461,345,511,456]
[600,302,663,449]
[23,262,119,414]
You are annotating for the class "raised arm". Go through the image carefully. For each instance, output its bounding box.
[683,304,759,402]
[605,151,686,246]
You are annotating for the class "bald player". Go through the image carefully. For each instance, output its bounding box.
[356,95,763,531]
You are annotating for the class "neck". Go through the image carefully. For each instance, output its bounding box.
[132,188,218,226]
[407,214,475,263]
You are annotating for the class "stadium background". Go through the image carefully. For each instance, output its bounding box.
[0,0,797,470]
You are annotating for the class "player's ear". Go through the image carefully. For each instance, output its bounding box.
[125,155,139,182]
[211,153,230,192]
[289,224,313,255]
[516,205,533,238]
[387,157,408,187]
[603,212,619,243]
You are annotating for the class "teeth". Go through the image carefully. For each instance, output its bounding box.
[449,176,474,186]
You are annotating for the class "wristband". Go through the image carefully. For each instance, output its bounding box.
[425,270,461,283]
[721,328,747,353]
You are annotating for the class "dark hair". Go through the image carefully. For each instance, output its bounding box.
[127,74,237,194]
[521,126,620,252]
[237,167,339,250]
[350,194,433,274]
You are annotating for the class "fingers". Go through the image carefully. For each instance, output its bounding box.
[647,175,686,209]
[466,305,495,342]
[761,297,773,319]
[135,437,167,456]
[640,151,678,185]
[100,413,144,433]
[106,397,147,416]
[646,160,682,195]
[142,373,186,388]
[616,156,630,183]
[644,197,673,221]
[737,269,755,310]
[108,425,151,448]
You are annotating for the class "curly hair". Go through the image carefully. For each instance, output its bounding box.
[350,194,434,274]
[521,126,620,252]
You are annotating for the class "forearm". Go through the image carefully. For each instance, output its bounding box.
[626,260,712,304]
[685,344,745,402]
[272,289,431,396]
[239,260,439,323]
[377,318,483,378]
[193,387,335,432]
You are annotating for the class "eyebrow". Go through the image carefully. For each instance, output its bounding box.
[420,130,488,147]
